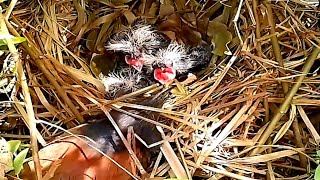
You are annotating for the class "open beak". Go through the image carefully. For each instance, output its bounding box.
[125,55,144,71]
[154,67,176,84]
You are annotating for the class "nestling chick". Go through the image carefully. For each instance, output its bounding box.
[100,64,154,99]
[106,21,211,85]
[106,20,167,72]
[153,41,212,84]
[23,21,175,179]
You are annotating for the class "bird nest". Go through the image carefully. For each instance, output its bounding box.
[0,0,320,179]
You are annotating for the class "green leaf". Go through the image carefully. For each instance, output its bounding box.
[317,150,320,157]
[315,165,320,180]
[11,37,26,44]
[0,37,26,46]
[7,140,21,154]
[0,39,8,46]
[13,148,29,175]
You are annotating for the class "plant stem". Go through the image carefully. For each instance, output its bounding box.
[263,1,289,94]
[0,12,42,180]
[249,46,320,156]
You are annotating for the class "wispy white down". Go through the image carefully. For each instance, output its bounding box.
[106,23,161,58]
[106,40,133,53]
[100,67,143,96]
[156,42,195,73]
[130,25,161,49]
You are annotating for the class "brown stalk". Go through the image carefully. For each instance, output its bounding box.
[0,12,42,180]
[5,20,85,124]
[249,46,320,156]
[263,1,289,93]
[292,117,308,168]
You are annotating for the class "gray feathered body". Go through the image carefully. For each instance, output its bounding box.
[100,65,154,99]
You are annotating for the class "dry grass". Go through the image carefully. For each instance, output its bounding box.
[0,0,320,179]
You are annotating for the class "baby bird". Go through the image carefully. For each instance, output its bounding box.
[100,63,155,99]
[23,22,183,180]
[153,41,212,84]
[106,21,211,85]
[106,20,167,72]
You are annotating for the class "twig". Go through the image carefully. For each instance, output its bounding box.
[0,11,42,180]
[157,126,188,179]
[263,1,289,94]
[292,117,308,169]
[249,46,320,156]
[5,19,85,124]
[4,0,17,20]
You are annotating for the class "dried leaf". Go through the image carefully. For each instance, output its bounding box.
[211,3,232,24]
[203,2,223,18]
[94,18,115,52]
[86,30,99,51]
[273,120,293,144]
[297,106,320,144]
[175,0,186,11]
[183,13,196,25]
[65,66,106,93]
[111,0,133,5]
[147,2,159,16]
[196,19,209,35]
[170,88,184,95]
[0,138,13,173]
[86,12,120,34]
[159,4,175,18]
[90,53,116,77]
[123,10,137,24]
[159,14,182,28]
[159,14,202,45]
[208,21,232,56]
[161,0,173,5]
[161,31,176,40]
[72,0,87,35]
[180,24,202,45]
[273,105,296,144]
[232,149,299,163]
[42,159,63,180]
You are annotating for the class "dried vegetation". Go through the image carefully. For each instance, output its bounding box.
[0,0,320,179]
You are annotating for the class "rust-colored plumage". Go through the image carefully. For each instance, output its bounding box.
[22,108,162,180]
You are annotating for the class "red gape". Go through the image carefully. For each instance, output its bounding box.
[154,67,176,84]
[125,56,144,71]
